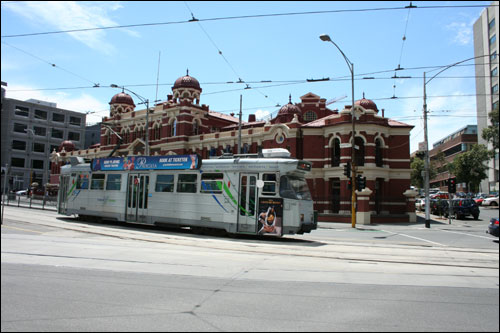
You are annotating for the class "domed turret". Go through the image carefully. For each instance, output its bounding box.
[59,140,75,152]
[172,70,202,105]
[173,71,201,91]
[109,92,135,107]
[275,95,302,123]
[355,93,378,112]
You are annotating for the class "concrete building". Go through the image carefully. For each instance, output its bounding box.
[429,125,478,192]
[51,73,415,223]
[1,84,86,192]
[474,1,499,193]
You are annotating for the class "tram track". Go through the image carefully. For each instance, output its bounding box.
[2,207,498,271]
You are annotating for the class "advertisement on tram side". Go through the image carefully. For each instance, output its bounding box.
[258,198,283,236]
[91,155,201,171]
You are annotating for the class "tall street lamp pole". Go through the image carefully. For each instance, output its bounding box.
[110,84,150,156]
[422,54,490,228]
[320,34,357,228]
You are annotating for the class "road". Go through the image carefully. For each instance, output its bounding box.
[1,205,498,332]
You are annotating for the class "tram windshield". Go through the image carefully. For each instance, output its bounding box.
[279,175,312,200]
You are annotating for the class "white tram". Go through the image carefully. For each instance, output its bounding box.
[57,149,317,237]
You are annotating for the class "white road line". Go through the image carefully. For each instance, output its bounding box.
[379,229,447,246]
[439,229,495,240]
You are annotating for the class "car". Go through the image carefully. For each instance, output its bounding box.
[430,192,450,200]
[487,217,499,237]
[474,197,485,205]
[15,189,28,196]
[430,199,449,215]
[444,198,480,220]
[483,196,499,206]
[415,198,425,211]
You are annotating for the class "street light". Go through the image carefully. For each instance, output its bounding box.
[320,33,357,228]
[422,54,490,228]
[110,84,151,156]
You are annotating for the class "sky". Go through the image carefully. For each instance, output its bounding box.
[1,1,493,153]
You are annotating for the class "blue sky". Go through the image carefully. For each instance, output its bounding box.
[1,1,492,153]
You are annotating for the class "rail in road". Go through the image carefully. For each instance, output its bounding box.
[2,205,498,272]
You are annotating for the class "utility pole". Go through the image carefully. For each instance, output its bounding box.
[238,95,242,154]
[423,72,430,228]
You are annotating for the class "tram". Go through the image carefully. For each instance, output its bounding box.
[57,149,317,237]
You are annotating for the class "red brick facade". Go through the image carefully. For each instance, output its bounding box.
[51,74,415,223]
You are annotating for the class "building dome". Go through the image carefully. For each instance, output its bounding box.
[278,95,301,116]
[355,94,378,112]
[109,92,135,107]
[59,140,75,152]
[173,72,201,91]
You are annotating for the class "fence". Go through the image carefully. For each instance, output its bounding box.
[1,193,58,211]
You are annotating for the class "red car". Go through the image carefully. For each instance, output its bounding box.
[474,197,484,205]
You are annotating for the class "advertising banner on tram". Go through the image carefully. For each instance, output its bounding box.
[257,198,283,236]
[91,154,201,171]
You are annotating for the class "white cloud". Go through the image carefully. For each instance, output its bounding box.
[446,21,473,46]
[3,1,136,54]
[255,109,271,120]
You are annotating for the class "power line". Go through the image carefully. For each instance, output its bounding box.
[2,4,494,38]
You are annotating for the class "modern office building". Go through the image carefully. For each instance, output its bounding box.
[474,1,499,193]
[428,125,478,192]
[1,84,86,192]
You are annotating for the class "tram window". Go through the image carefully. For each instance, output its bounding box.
[90,173,105,190]
[156,174,174,192]
[177,174,197,193]
[262,173,277,195]
[201,173,223,193]
[106,174,122,190]
[76,174,89,189]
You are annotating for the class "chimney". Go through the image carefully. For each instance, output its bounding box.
[248,114,256,122]
[382,108,385,117]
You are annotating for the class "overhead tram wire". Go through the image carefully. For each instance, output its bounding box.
[391,2,415,99]
[2,41,101,87]
[2,4,495,38]
[183,1,276,104]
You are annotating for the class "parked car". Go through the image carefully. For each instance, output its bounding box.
[482,196,499,206]
[430,192,450,200]
[15,189,28,196]
[429,199,446,215]
[415,198,425,211]
[487,217,499,237]
[474,197,485,205]
[444,199,480,220]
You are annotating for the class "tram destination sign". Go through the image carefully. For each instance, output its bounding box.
[91,154,201,171]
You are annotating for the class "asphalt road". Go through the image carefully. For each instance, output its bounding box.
[1,206,498,332]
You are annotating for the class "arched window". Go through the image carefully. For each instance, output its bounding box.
[171,119,177,137]
[355,137,365,166]
[155,124,161,140]
[192,120,199,135]
[331,138,340,167]
[375,138,383,167]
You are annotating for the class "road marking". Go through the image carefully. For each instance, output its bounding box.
[439,229,495,240]
[1,225,44,234]
[379,229,446,246]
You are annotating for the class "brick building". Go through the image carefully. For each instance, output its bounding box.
[51,73,415,223]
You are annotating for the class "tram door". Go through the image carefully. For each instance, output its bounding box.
[126,174,150,223]
[237,173,258,233]
[58,175,70,214]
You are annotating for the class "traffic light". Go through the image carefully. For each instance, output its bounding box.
[448,178,456,193]
[343,162,351,178]
[356,174,366,191]
[347,177,352,190]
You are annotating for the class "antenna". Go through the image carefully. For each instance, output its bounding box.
[326,95,347,106]
[154,51,161,104]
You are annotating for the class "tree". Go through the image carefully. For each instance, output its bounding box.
[451,144,490,192]
[482,106,499,154]
[411,156,425,188]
